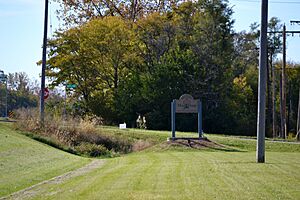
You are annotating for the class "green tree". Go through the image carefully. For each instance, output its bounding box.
[0,72,39,116]
[286,63,300,135]
[46,17,140,120]
[54,0,179,25]
[132,0,235,131]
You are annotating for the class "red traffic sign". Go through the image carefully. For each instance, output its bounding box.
[44,88,49,100]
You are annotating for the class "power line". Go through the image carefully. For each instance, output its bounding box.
[231,0,300,4]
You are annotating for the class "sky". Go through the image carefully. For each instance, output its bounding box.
[0,0,300,81]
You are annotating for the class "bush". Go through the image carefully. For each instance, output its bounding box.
[14,108,40,132]
[75,143,109,157]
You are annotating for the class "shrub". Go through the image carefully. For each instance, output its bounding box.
[14,108,40,132]
[78,119,97,134]
[13,108,135,156]
[75,143,109,157]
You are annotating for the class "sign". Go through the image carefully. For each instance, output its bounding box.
[44,88,49,100]
[8,111,14,118]
[176,94,198,113]
[119,123,126,129]
[66,84,77,89]
[171,94,203,140]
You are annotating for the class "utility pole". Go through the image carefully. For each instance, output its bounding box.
[271,58,276,138]
[257,0,268,163]
[282,24,287,139]
[268,22,300,139]
[297,88,300,141]
[290,20,300,141]
[281,24,287,139]
[266,54,272,137]
[5,77,7,118]
[40,0,48,126]
[279,73,283,137]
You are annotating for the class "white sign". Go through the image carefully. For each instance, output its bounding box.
[119,123,127,129]
[175,94,198,113]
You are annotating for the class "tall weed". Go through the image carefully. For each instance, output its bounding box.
[13,108,133,157]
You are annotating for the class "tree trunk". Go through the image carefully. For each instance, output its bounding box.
[114,65,118,90]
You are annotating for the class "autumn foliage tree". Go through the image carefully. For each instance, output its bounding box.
[44,0,299,136]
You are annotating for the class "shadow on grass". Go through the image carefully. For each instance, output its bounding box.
[216,161,293,165]
[152,138,246,153]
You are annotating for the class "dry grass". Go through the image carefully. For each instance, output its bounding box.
[154,138,239,152]
[13,108,133,157]
[132,140,153,151]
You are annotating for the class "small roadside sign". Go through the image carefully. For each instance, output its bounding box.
[66,84,77,89]
[44,88,49,100]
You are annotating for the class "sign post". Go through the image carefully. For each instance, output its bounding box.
[171,100,176,139]
[171,94,203,140]
[198,100,202,138]
[63,84,77,120]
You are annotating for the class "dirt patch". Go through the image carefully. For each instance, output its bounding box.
[132,140,153,152]
[1,159,105,200]
[159,138,234,151]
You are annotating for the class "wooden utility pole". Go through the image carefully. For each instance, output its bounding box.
[257,0,268,163]
[267,23,300,139]
[40,0,48,126]
[296,88,300,141]
[266,56,272,137]
[281,24,287,139]
[279,73,284,138]
[271,59,276,138]
[290,20,300,141]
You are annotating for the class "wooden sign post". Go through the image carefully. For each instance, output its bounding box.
[171,94,202,140]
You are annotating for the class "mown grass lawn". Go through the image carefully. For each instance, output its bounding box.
[1,124,300,200]
[30,151,299,200]
[0,123,90,197]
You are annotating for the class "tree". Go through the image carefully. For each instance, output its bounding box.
[0,72,39,115]
[46,0,279,136]
[46,17,141,120]
[232,26,259,77]
[285,63,300,137]
[53,0,180,25]
[132,0,236,131]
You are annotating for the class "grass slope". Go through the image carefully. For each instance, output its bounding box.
[0,123,90,197]
[16,127,300,200]
[99,126,300,152]
[30,151,299,200]
[1,125,299,199]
